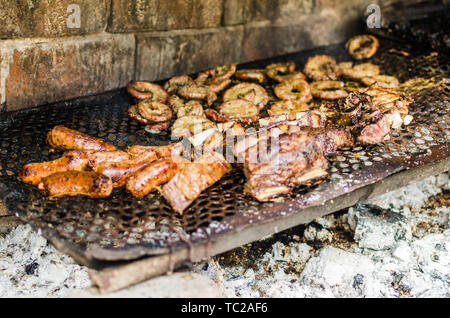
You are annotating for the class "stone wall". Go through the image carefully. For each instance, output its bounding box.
[0,0,380,111]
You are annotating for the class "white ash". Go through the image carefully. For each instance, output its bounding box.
[0,224,90,297]
[303,222,333,243]
[367,173,449,211]
[0,172,447,298]
[193,172,449,298]
[348,204,412,251]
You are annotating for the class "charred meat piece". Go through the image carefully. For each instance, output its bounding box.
[259,110,324,130]
[95,151,158,187]
[39,171,113,198]
[339,91,373,124]
[341,91,373,112]
[289,127,354,156]
[162,152,231,214]
[355,112,391,145]
[244,132,329,202]
[126,158,186,198]
[19,150,88,186]
[46,126,117,151]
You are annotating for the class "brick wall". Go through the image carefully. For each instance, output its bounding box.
[0,0,380,112]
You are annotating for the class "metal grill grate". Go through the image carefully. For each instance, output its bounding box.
[0,38,448,267]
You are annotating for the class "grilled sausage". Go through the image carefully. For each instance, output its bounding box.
[86,150,131,171]
[40,171,113,198]
[95,151,158,187]
[19,150,88,186]
[126,158,185,198]
[46,126,117,151]
[126,142,184,158]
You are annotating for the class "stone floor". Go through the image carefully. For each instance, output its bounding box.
[0,172,448,298]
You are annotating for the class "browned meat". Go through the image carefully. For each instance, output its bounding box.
[126,142,184,158]
[126,158,186,198]
[95,151,158,187]
[39,171,113,198]
[233,127,283,160]
[244,132,328,202]
[19,150,88,186]
[339,92,392,145]
[87,150,131,171]
[162,152,231,214]
[338,91,374,124]
[356,113,391,144]
[288,126,354,155]
[46,126,117,151]
[259,110,324,130]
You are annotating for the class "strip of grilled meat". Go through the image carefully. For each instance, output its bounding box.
[288,126,354,156]
[259,110,324,130]
[19,150,89,186]
[244,132,329,202]
[162,152,231,214]
[47,126,117,151]
[39,171,113,198]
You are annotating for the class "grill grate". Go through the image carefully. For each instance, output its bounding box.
[0,38,448,266]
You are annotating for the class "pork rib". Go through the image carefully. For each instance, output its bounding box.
[244,132,329,202]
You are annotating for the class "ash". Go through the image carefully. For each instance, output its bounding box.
[0,224,90,297]
[192,172,450,298]
[0,173,448,297]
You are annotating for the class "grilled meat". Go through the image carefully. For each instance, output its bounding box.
[86,151,131,171]
[233,127,284,160]
[95,151,158,187]
[244,132,329,202]
[339,92,397,145]
[289,126,354,156]
[126,142,184,158]
[162,152,231,214]
[126,158,186,198]
[259,110,324,130]
[39,171,113,198]
[355,112,391,144]
[19,150,89,186]
[46,126,117,151]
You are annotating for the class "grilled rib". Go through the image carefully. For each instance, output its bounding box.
[289,126,354,155]
[243,132,329,202]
